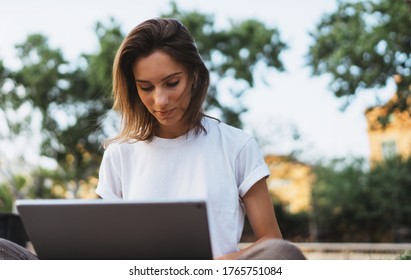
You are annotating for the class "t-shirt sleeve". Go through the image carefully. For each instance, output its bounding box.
[236,137,270,198]
[95,145,123,199]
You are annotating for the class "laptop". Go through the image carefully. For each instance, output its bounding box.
[15,199,212,260]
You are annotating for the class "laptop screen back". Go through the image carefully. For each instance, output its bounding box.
[16,199,212,260]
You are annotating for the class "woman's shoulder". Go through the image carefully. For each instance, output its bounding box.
[203,116,263,159]
[203,116,257,153]
[204,116,253,141]
[103,138,143,155]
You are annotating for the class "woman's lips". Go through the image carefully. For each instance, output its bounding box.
[155,108,175,118]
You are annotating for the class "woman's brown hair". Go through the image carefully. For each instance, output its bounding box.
[105,18,210,147]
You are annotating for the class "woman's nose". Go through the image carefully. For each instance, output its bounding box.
[154,88,168,107]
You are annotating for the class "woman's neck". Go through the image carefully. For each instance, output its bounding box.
[156,124,190,139]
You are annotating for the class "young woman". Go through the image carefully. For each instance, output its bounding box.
[95,18,304,260]
[0,18,305,260]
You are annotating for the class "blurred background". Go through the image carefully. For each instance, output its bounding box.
[1,0,411,259]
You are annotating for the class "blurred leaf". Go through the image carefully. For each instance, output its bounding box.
[307,0,411,112]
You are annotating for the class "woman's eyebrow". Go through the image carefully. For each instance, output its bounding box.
[135,72,183,83]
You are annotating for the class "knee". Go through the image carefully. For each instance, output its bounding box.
[0,238,17,260]
[0,238,38,260]
[0,237,15,249]
[261,238,306,260]
[240,238,306,260]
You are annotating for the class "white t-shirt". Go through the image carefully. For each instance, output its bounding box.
[96,117,270,257]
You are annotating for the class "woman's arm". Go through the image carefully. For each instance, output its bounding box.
[215,178,282,260]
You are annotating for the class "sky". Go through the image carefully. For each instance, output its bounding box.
[0,0,396,166]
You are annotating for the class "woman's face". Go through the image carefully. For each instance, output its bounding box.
[132,50,191,138]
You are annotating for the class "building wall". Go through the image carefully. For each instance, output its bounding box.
[365,99,411,163]
[265,155,313,213]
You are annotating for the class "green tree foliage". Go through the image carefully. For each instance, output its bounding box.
[307,0,411,111]
[0,167,75,212]
[4,20,123,197]
[0,60,32,139]
[0,174,31,212]
[0,183,14,212]
[368,156,411,240]
[312,156,411,242]
[312,158,370,241]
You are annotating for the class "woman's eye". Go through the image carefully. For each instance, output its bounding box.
[140,86,154,92]
[167,81,179,87]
